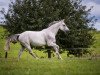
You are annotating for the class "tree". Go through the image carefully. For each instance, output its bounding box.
[56,1,96,56]
[1,0,96,57]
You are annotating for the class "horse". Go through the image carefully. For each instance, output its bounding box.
[4,19,69,60]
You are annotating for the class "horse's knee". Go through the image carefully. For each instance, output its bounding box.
[29,51,33,54]
[56,45,59,49]
[55,51,59,54]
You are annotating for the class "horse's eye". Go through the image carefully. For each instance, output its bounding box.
[63,25,65,26]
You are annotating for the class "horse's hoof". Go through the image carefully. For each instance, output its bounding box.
[36,57,39,60]
[60,58,63,60]
[58,57,63,60]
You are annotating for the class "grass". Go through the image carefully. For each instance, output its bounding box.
[0,55,100,75]
[91,31,100,54]
[0,26,100,75]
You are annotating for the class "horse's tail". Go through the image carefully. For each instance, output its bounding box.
[4,34,20,58]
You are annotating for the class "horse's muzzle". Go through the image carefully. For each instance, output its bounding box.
[64,29,70,33]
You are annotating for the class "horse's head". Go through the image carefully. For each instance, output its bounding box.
[59,19,69,32]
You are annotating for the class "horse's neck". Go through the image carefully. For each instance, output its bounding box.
[47,23,60,35]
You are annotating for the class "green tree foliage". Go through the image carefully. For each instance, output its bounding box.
[1,0,96,56]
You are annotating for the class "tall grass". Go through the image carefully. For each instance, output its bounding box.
[0,55,100,75]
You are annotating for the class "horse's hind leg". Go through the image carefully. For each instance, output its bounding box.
[18,45,25,61]
[26,46,38,59]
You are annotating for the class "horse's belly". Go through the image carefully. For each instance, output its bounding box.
[30,35,46,46]
[31,40,46,46]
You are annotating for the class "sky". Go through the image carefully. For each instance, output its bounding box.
[0,0,100,30]
[82,0,100,30]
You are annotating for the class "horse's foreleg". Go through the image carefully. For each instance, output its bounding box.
[48,43,62,60]
[53,45,62,60]
[18,46,25,61]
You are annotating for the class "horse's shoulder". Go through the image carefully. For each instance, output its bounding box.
[45,32,55,42]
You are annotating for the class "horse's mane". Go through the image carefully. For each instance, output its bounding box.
[48,21,59,27]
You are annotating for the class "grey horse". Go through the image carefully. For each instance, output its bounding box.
[4,19,69,60]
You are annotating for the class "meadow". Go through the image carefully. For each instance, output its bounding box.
[0,26,100,75]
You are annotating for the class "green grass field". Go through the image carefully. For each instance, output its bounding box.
[0,26,100,75]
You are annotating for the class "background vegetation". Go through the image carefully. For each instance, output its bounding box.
[0,0,96,56]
